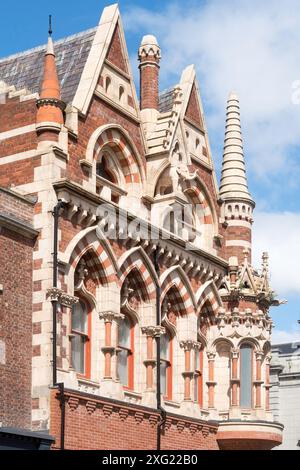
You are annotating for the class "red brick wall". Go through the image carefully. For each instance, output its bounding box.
[0,97,37,158]
[0,189,36,429]
[0,155,40,188]
[0,97,36,132]
[139,59,159,110]
[106,25,128,74]
[50,389,219,450]
[224,225,252,264]
[184,84,203,130]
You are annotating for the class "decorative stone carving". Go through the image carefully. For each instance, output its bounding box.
[47,287,79,308]
[99,311,124,322]
[206,350,216,360]
[179,340,197,351]
[141,325,166,338]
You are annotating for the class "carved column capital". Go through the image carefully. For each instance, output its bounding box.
[255,351,264,361]
[265,353,272,364]
[206,350,216,360]
[99,311,124,323]
[180,340,197,351]
[47,287,79,308]
[231,347,239,359]
[141,325,166,338]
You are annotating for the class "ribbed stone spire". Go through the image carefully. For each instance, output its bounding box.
[219,92,254,204]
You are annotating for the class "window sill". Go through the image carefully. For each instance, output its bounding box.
[77,376,99,388]
[163,399,180,409]
[124,389,142,403]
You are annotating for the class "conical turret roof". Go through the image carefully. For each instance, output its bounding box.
[219,92,254,205]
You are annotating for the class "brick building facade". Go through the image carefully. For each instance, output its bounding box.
[0,4,283,450]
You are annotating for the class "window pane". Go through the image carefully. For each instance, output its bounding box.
[119,317,131,348]
[72,300,87,333]
[194,374,198,401]
[160,361,167,396]
[240,345,252,408]
[118,349,128,386]
[195,351,199,370]
[72,334,85,374]
[160,334,169,361]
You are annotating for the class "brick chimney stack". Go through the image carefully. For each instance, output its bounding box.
[138,35,161,111]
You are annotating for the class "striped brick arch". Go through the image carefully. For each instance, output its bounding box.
[94,128,142,185]
[161,267,195,316]
[119,249,157,302]
[183,181,213,226]
[70,233,117,286]
[196,280,222,316]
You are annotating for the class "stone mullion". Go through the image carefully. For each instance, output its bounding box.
[230,348,239,407]
[207,352,216,408]
[180,340,195,401]
[265,354,271,411]
[99,311,123,380]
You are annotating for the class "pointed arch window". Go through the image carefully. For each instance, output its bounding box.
[96,152,116,184]
[160,331,172,399]
[117,315,134,389]
[240,344,253,408]
[71,299,91,377]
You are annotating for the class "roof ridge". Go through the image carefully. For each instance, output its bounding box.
[0,26,97,63]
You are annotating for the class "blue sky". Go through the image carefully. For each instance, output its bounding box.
[1,0,300,342]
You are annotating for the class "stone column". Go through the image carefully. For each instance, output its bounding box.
[265,354,271,411]
[141,326,165,390]
[207,351,216,408]
[231,348,240,407]
[180,340,195,401]
[255,351,264,408]
[99,311,123,379]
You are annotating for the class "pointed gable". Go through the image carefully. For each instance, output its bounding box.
[72,4,140,117]
[106,24,128,74]
[184,82,203,130]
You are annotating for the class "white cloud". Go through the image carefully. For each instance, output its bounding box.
[123,0,300,182]
[253,212,300,296]
[272,329,300,344]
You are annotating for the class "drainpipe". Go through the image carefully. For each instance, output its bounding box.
[51,200,66,451]
[153,247,167,451]
[57,382,65,450]
[51,200,65,386]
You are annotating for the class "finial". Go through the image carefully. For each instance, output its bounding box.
[48,15,52,37]
[262,251,269,271]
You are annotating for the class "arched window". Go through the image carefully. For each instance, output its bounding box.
[96,152,116,184]
[117,315,134,389]
[119,85,125,103]
[105,76,111,93]
[71,299,91,377]
[160,331,172,399]
[240,344,253,408]
[194,347,203,407]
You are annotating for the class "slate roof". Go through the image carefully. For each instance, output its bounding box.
[273,342,300,354]
[159,87,174,113]
[0,28,97,104]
